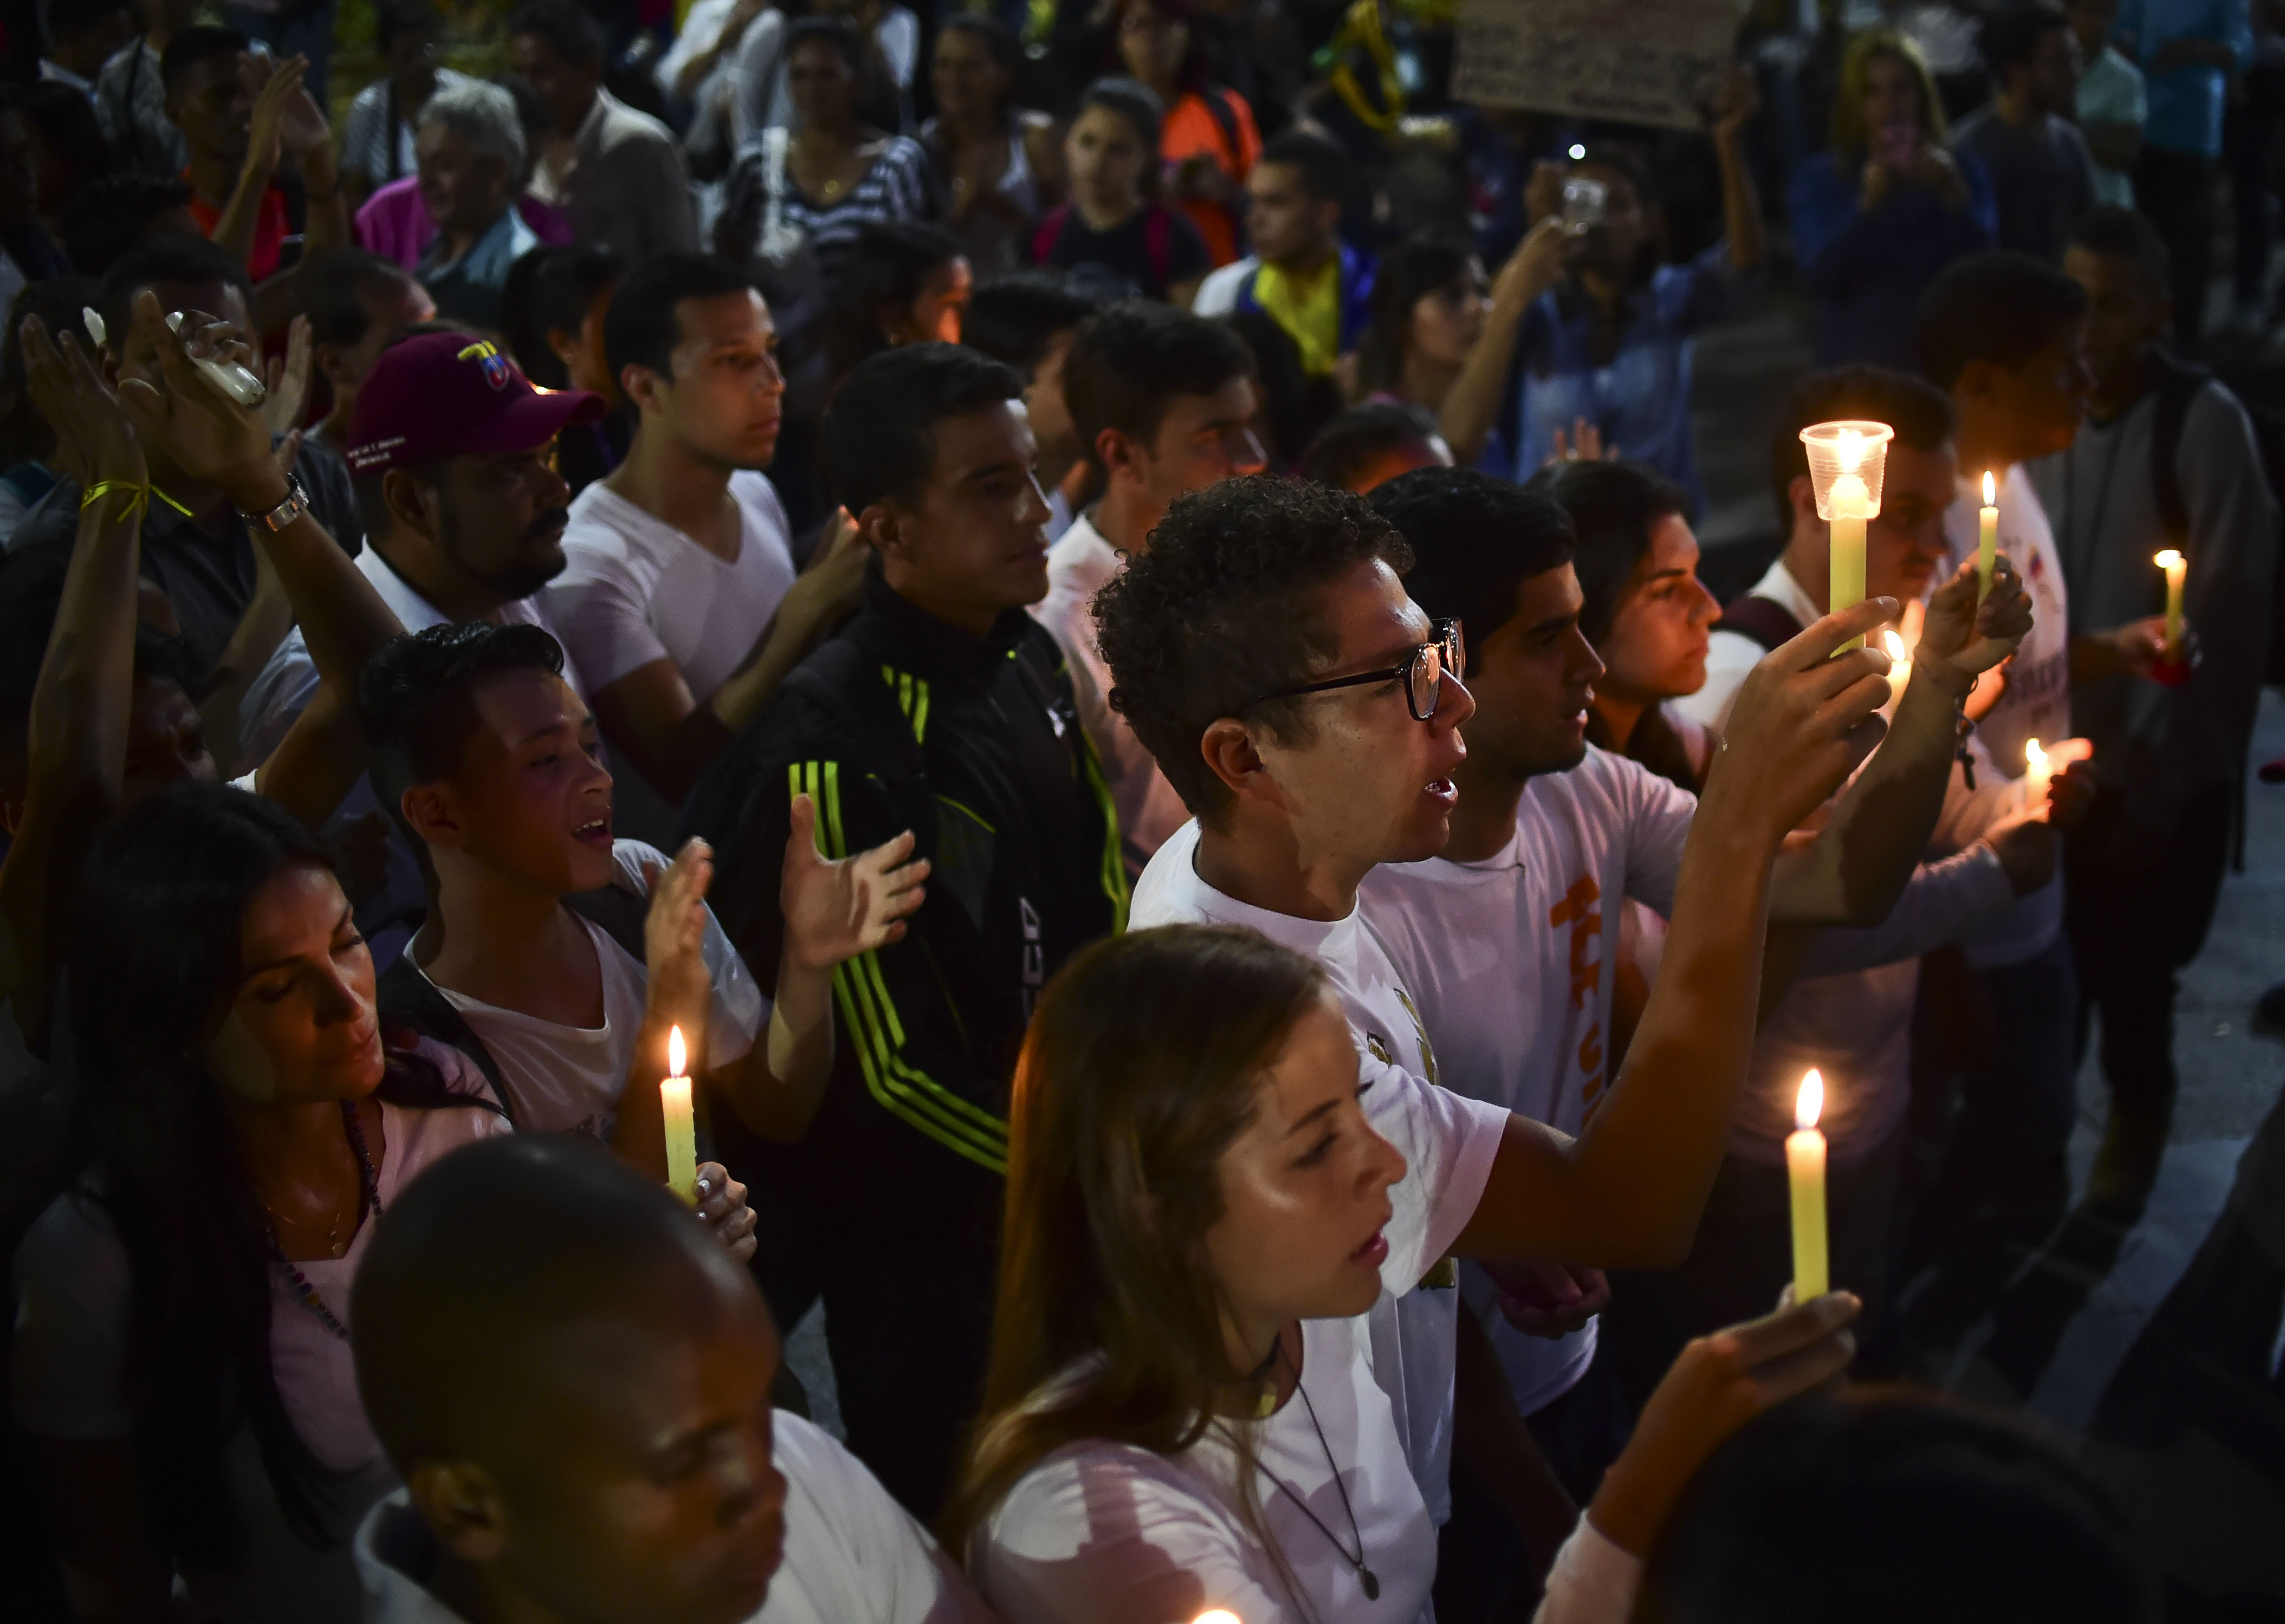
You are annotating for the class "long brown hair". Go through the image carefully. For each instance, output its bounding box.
[1830,30,1949,159]
[943,924,1327,1558]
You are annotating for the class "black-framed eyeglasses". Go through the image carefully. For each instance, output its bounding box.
[1244,620,1465,723]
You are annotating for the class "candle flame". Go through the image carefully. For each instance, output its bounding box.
[2154,548,2184,570]
[1193,1613,1242,1624]
[1796,1069,1824,1131]
[1882,629,1907,661]
[1834,427,1865,473]
[667,1025,686,1078]
[2025,737,2047,771]
[1982,470,1996,505]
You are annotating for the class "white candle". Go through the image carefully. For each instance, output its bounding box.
[2024,737,2052,817]
[1978,471,1998,601]
[1799,420,1892,653]
[1786,1070,1829,1301]
[662,1024,698,1205]
[2155,549,2187,654]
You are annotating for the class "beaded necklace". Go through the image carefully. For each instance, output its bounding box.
[266,1100,383,1342]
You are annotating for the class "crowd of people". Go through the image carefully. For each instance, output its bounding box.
[0,0,2276,1620]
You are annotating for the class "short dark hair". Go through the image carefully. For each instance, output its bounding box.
[821,341,1026,515]
[1643,1392,2159,1624]
[376,0,442,54]
[1299,401,1439,491]
[1769,363,1956,529]
[1064,300,1252,454]
[507,0,604,67]
[940,12,1019,77]
[355,621,569,835]
[1076,76,1164,166]
[785,13,864,73]
[1095,478,1414,820]
[601,251,760,387]
[533,242,625,339]
[39,0,133,48]
[159,24,248,98]
[95,234,256,353]
[830,218,964,376]
[354,1134,742,1475]
[1523,459,1693,646]
[1258,127,1348,205]
[1979,1,2070,78]
[1369,469,1574,670]
[2070,203,2170,293]
[1917,250,2089,388]
[962,270,1102,375]
[297,248,420,349]
[59,173,194,278]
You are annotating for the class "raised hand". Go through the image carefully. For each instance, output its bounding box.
[19,315,142,491]
[113,289,276,503]
[642,837,717,1034]
[1918,555,2033,688]
[781,793,928,972]
[1587,1289,1860,1556]
[1484,1258,1613,1339]
[240,52,308,174]
[1493,213,1580,314]
[261,314,312,440]
[1707,597,1898,840]
[1707,61,1760,147]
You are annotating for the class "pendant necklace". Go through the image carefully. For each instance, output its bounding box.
[1240,1333,1380,1602]
[265,1100,383,1341]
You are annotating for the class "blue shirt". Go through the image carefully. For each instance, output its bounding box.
[418,206,541,331]
[2116,0,2254,156]
[1505,241,1743,509]
[1789,147,1997,371]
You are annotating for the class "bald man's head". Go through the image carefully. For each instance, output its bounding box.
[353,1135,788,1624]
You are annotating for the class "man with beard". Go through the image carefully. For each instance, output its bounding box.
[547,254,865,845]
[239,328,607,968]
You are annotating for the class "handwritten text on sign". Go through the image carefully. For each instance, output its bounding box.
[1454,0,1739,132]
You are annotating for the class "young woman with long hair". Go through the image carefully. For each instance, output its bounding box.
[949,925,1859,1624]
[922,14,1064,276]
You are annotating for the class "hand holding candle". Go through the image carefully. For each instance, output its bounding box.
[2155,549,2187,657]
[1786,1070,1829,1302]
[662,1024,698,1205]
[1977,471,1998,600]
[1880,627,1914,717]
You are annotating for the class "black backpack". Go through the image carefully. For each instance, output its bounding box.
[2146,351,2285,685]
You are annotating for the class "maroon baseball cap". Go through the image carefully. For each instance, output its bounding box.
[345,331,605,473]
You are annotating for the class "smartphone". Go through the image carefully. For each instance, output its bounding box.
[1562,175,1608,229]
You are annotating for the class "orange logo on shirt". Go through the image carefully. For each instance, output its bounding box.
[1548,875,1602,1010]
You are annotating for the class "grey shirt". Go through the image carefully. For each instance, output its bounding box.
[526,88,698,266]
[2032,374,2277,838]
[1953,106,2097,264]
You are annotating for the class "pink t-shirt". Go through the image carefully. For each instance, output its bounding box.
[354,177,574,272]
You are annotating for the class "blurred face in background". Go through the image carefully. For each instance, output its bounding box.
[1860,50,1926,151]
[930,26,1007,123]
[1117,0,1189,89]
[786,38,858,132]
[1408,258,1490,371]
[1066,103,1151,213]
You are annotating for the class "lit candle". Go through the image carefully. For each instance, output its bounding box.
[1786,1070,1829,1302]
[1193,1613,1241,1624]
[662,1024,698,1205]
[2024,737,2052,817]
[1977,471,1998,601]
[1799,420,1893,652]
[1881,628,1913,716]
[2155,548,2187,655]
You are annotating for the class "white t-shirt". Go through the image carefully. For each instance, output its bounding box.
[1360,748,1695,1415]
[11,1043,509,1624]
[1027,514,1190,868]
[545,470,798,843]
[1129,821,1510,1532]
[1939,463,2068,968]
[357,1412,984,1624]
[236,545,578,971]
[412,840,766,1139]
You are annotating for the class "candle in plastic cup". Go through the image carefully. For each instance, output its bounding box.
[1786,1070,1829,1301]
[1800,420,1893,651]
[2155,549,2186,654]
[662,1024,698,1205]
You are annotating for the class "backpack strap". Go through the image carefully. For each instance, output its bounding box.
[1031,203,1070,267]
[1715,593,1805,655]
[1144,205,1173,290]
[376,954,518,1127]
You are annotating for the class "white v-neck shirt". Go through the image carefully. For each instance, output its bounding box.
[1122,821,1509,1542]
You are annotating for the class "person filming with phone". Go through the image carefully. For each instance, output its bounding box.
[1435,64,1765,514]
[1789,29,2001,369]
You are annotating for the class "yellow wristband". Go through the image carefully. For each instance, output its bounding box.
[78,479,150,512]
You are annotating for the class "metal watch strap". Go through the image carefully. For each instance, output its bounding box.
[243,476,309,534]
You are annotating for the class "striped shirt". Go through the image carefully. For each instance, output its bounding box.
[719,133,936,275]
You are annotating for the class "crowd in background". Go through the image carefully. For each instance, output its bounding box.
[0,0,2277,1621]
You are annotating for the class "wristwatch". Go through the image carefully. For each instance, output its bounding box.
[241,475,310,534]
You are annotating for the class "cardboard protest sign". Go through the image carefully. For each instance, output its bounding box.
[1453,0,1740,132]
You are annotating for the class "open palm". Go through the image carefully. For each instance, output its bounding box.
[781,795,928,972]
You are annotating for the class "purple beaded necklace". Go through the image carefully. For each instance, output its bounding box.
[264,1100,383,1342]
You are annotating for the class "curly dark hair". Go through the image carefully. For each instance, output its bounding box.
[1095,476,1412,821]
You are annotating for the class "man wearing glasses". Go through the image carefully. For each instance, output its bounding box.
[1096,472,2028,1565]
